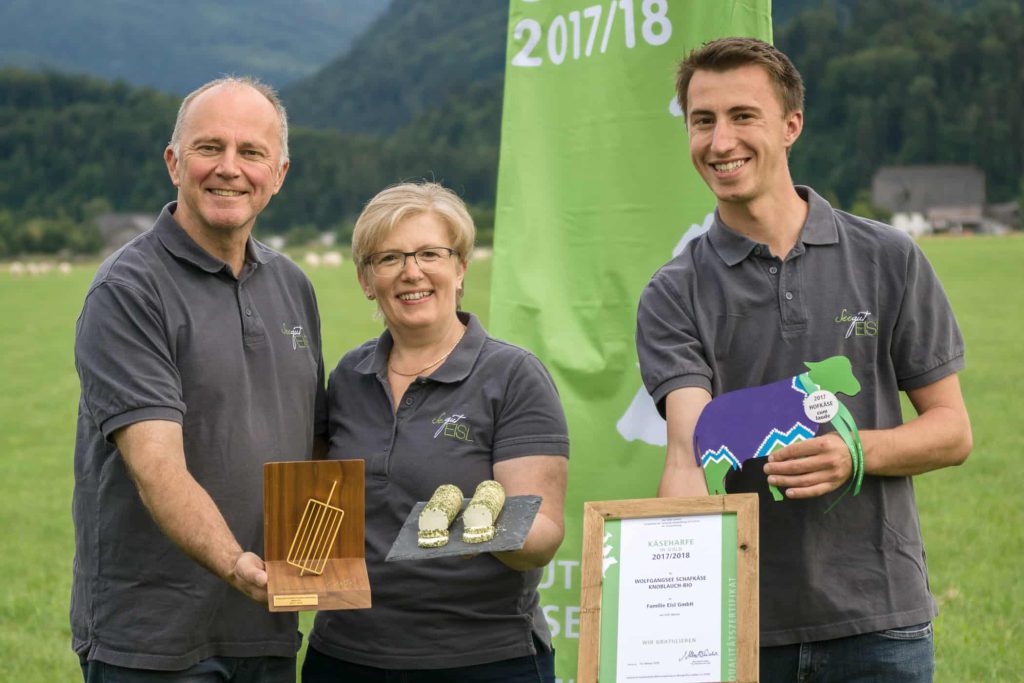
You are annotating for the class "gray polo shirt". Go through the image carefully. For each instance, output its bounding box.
[72,203,327,669]
[309,312,569,669]
[637,186,964,646]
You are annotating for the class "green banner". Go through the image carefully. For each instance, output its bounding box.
[491,1,771,678]
[598,519,622,678]
[721,513,737,681]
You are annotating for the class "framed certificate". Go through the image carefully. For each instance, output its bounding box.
[578,495,758,682]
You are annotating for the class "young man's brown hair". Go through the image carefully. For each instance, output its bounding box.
[676,37,805,117]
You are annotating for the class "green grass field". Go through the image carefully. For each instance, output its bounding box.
[1,237,1020,681]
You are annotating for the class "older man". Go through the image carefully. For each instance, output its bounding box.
[637,38,972,681]
[71,77,326,682]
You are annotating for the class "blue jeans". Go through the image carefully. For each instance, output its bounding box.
[761,623,934,682]
[301,643,555,683]
[80,655,295,683]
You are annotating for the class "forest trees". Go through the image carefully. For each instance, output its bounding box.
[0,0,1020,255]
[779,0,1023,204]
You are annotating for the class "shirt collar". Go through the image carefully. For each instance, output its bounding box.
[354,311,486,384]
[708,185,839,266]
[154,201,276,274]
[247,236,277,265]
[799,186,840,246]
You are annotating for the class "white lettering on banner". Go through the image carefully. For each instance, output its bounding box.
[544,604,560,636]
[566,605,580,638]
[541,558,582,639]
[512,0,672,68]
[545,604,582,639]
[539,558,580,590]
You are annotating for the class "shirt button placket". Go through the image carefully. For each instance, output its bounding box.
[382,420,397,476]
[778,266,792,326]
[397,386,418,420]
[237,282,264,343]
[237,284,250,332]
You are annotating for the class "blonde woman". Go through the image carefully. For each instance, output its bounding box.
[303,183,568,683]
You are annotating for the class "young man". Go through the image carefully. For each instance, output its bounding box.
[636,38,971,681]
[72,77,326,682]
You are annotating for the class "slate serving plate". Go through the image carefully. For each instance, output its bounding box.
[385,495,541,562]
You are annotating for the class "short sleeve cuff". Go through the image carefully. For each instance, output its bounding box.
[100,406,184,441]
[897,355,965,392]
[493,435,570,462]
[651,373,713,418]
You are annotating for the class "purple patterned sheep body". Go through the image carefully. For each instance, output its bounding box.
[693,356,860,499]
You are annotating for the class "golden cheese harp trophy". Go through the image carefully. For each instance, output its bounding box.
[263,459,371,612]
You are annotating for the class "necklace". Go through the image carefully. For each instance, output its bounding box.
[388,328,465,377]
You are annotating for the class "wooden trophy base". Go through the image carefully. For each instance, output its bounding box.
[267,557,371,612]
[264,460,370,613]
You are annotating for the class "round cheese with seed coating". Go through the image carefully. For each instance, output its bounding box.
[417,484,463,547]
[462,480,505,543]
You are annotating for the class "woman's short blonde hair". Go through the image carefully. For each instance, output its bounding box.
[352,182,476,280]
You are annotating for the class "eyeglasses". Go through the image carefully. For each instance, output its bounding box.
[364,247,458,276]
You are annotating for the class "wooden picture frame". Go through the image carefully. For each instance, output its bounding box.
[578,494,758,682]
[263,459,371,612]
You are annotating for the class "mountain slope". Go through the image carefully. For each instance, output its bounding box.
[283,0,508,134]
[0,0,386,93]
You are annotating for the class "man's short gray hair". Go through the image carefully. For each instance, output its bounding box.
[168,76,289,167]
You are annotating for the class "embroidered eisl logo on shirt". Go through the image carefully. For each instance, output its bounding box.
[834,309,878,338]
[280,323,310,349]
[432,412,474,443]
